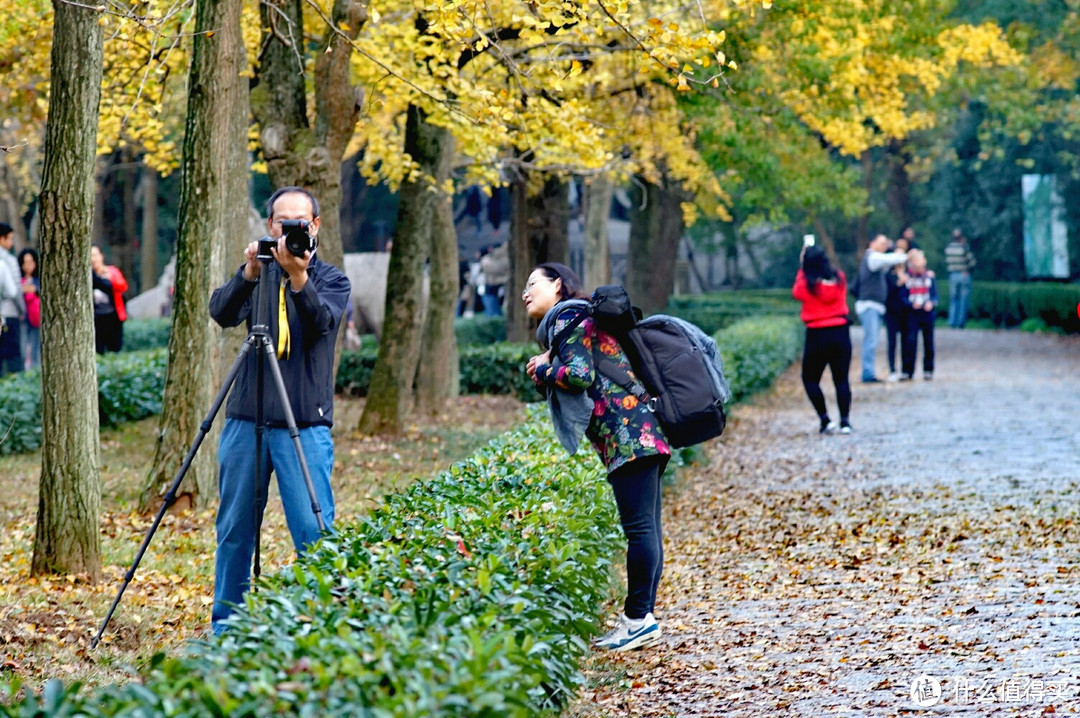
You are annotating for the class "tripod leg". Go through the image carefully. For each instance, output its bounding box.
[91,336,257,649]
[257,338,327,533]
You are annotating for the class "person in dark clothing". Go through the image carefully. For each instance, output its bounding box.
[792,245,853,434]
[208,187,351,635]
[883,235,912,381]
[91,245,128,354]
[524,262,671,652]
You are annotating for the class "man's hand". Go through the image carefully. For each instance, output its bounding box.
[272,239,311,292]
[242,241,262,281]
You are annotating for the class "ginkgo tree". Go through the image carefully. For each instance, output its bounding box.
[684,0,1022,274]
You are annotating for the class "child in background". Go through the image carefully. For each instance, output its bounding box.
[900,249,937,381]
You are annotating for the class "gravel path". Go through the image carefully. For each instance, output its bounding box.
[570,327,1080,717]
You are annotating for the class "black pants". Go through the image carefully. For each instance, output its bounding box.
[608,454,669,620]
[801,324,852,421]
[884,309,903,373]
[94,312,123,354]
[0,317,22,376]
[902,309,935,375]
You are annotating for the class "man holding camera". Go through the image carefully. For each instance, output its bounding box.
[208,187,351,635]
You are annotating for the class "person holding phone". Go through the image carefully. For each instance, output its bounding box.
[793,241,853,434]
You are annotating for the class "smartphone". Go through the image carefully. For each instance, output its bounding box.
[803,234,815,247]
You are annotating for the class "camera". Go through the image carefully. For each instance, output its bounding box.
[256,220,317,262]
[281,219,316,257]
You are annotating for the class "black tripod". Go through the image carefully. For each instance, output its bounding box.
[92,255,326,649]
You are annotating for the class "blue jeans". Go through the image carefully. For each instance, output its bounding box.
[21,322,40,369]
[949,272,972,328]
[480,289,503,316]
[857,307,883,381]
[212,418,336,635]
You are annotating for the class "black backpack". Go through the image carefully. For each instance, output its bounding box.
[551,285,731,448]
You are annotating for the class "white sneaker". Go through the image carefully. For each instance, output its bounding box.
[593,613,661,652]
[886,372,899,382]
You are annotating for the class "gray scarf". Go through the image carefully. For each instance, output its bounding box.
[536,300,594,455]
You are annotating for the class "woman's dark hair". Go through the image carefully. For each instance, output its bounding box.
[802,245,839,294]
[533,262,584,301]
[17,248,39,278]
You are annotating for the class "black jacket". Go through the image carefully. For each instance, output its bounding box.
[209,256,351,428]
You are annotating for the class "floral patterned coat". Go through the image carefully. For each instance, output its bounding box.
[535,306,671,472]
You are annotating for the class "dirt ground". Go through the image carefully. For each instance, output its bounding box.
[570,327,1080,717]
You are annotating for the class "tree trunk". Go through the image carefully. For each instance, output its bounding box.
[252,0,365,270]
[582,174,613,292]
[529,177,570,266]
[855,149,874,250]
[415,141,459,415]
[506,176,532,343]
[358,105,445,434]
[885,139,911,231]
[626,177,688,316]
[139,165,159,294]
[140,0,249,513]
[32,0,104,580]
[120,149,139,292]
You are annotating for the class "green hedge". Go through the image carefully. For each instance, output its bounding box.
[122,318,171,352]
[0,314,803,715]
[717,315,804,402]
[122,317,513,355]
[336,344,538,402]
[936,280,1080,333]
[2,414,623,717]
[0,350,167,456]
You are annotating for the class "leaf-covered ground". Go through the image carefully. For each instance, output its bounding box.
[0,394,525,693]
[570,328,1080,717]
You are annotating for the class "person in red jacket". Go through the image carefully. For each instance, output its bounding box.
[90,245,128,353]
[792,244,853,434]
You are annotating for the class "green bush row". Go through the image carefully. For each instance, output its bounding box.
[936,280,1080,333]
[3,412,623,717]
[121,316,512,355]
[0,350,167,456]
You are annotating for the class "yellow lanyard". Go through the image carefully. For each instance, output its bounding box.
[277,278,290,359]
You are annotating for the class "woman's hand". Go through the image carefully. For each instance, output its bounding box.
[526,350,551,384]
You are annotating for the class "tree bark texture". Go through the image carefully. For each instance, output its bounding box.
[506,177,532,343]
[140,0,249,513]
[415,132,459,415]
[358,106,445,435]
[582,175,613,292]
[626,176,689,317]
[32,0,105,580]
[252,0,365,275]
[139,165,159,292]
[505,175,571,342]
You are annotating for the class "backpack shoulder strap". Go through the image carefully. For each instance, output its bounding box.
[548,300,592,354]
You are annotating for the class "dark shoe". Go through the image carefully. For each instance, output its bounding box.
[923,372,933,381]
[862,377,881,384]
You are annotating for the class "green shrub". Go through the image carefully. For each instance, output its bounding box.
[336,343,538,401]
[2,412,622,717]
[122,318,171,352]
[453,315,507,345]
[665,291,796,335]
[0,349,167,456]
[937,280,1080,333]
[715,315,804,403]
